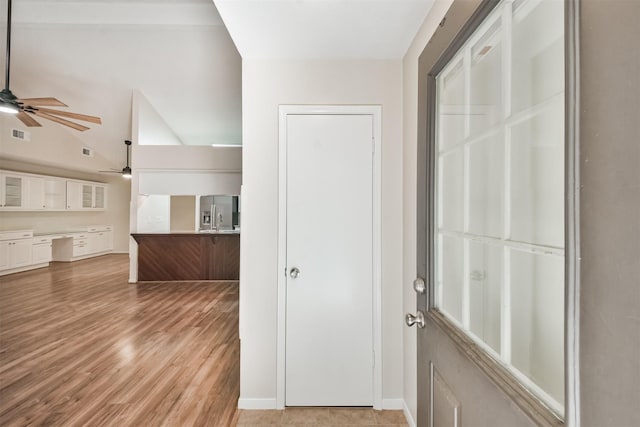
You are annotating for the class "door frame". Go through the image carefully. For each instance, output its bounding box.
[276,105,383,409]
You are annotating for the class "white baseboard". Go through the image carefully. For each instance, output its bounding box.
[403,400,417,427]
[237,398,278,410]
[381,398,405,410]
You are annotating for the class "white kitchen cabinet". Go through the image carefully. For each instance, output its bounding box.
[67,181,107,210]
[44,178,66,210]
[1,173,46,210]
[0,171,106,212]
[73,233,90,257]
[32,237,53,265]
[67,181,96,210]
[88,226,113,253]
[66,181,81,209]
[24,176,45,210]
[2,226,114,275]
[94,185,106,209]
[0,241,9,270]
[82,184,93,208]
[51,227,113,262]
[1,173,24,209]
[0,231,34,274]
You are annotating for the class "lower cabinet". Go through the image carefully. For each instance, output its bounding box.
[1,226,115,275]
[87,227,113,254]
[52,226,114,262]
[32,237,53,264]
[73,233,90,258]
[0,231,34,275]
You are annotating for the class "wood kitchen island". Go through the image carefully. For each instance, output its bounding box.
[131,232,240,281]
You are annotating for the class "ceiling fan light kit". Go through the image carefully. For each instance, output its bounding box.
[99,140,132,178]
[0,101,19,114]
[0,0,102,131]
[0,89,18,114]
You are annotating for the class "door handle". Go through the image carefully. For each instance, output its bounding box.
[405,311,425,328]
[289,267,300,279]
[413,277,426,294]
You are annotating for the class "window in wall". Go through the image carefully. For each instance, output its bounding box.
[434,0,565,415]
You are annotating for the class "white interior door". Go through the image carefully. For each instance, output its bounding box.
[285,113,374,406]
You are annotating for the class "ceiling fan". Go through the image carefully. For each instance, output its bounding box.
[99,140,132,179]
[0,0,101,131]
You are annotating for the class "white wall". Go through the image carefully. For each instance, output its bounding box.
[402,1,454,423]
[133,91,184,146]
[133,145,241,171]
[0,116,116,173]
[137,195,170,233]
[240,59,403,407]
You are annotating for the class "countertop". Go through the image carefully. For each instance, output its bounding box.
[131,231,240,236]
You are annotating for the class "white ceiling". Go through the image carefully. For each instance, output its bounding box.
[1,0,435,170]
[213,0,435,59]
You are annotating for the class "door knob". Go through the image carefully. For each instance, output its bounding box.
[413,277,426,294]
[405,311,425,328]
[289,267,300,279]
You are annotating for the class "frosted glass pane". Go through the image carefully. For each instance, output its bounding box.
[470,19,502,134]
[510,100,564,247]
[438,113,465,152]
[468,134,504,237]
[439,149,464,232]
[510,249,564,406]
[438,59,466,151]
[468,242,502,353]
[439,235,464,323]
[512,0,564,112]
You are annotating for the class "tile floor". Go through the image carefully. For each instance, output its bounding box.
[236,408,408,426]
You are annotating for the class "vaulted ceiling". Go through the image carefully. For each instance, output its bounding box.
[0,0,241,169]
[0,0,434,171]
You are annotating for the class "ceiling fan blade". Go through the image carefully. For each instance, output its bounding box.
[33,111,89,131]
[98,170,122,174]
[18,97,68,107]
[16,111,42,127]
[35,107,102,124]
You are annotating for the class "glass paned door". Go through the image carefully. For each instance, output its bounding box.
[434,0,565,415]
[82,184,93,208]
[3,176,23,207]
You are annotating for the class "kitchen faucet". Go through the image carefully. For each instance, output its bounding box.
[216,211,223,230]
[211,204,223,231]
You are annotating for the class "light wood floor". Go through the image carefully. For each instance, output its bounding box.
[0,254,240,426]
[0,254,409,427]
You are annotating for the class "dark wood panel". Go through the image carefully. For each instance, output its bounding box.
[132,233,240,281]
[0,255,240,426]
[208,235,241,280]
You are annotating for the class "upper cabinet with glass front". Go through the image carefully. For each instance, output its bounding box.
[434,0,565,416]
[0,172,46,210]
[67,181,107,211]
[0,170,107,212]
[0,173,25,209]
